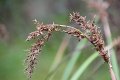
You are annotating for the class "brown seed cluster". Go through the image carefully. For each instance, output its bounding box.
[63,27,85,41]
[25,20,85,79]
[25,21,55,79]
[25,39,44,78]
[70,12,109,62]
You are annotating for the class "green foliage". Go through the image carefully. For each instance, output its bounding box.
[62,39,87,80]
[107,37,120,80]
[70,52,99,80]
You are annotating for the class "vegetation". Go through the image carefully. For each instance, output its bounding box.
[0,0,120,80]
[25,12,118,80]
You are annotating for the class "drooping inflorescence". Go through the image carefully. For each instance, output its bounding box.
[25,19,85,79]
[25,12,110,79]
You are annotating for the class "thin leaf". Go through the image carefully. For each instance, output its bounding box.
[102,17,120,80]
[70,52,99,80]
[62,39,88,80]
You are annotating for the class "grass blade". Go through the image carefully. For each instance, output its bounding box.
[102,17,120,80]
[62,39,88,80]
[70,52,99,80]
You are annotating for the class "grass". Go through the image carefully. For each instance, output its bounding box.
[70,52,99,80]
[62,39,88,80]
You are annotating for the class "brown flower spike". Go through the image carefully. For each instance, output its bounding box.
[25,12,110,79]
[25,19,85,79]
[70,12,109,63]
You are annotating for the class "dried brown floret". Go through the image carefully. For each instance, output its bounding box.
[25,20,85,79]
[64,27,85,41]
[25,39,44,78]
[70,12,109,62]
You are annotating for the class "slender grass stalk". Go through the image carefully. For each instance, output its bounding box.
[102,16,119,80]
[70,52,99,80]
[45,54,70,80]
[50,35,70,72]
[84,60,103,80]
[87,0,120,79]
[62,39,87,80]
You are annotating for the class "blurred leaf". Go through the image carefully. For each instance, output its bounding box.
[70,52,99,80]
[62,39,87,80]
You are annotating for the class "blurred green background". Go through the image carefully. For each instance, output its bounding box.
[0,0,120,80]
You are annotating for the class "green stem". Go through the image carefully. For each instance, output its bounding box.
[102,17,120,80]
[62,39,88,80]
[70,52,99,80]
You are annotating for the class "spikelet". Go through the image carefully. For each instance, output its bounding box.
[70,12,109,62]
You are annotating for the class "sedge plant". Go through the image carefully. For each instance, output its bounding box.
[25,12,117,80]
